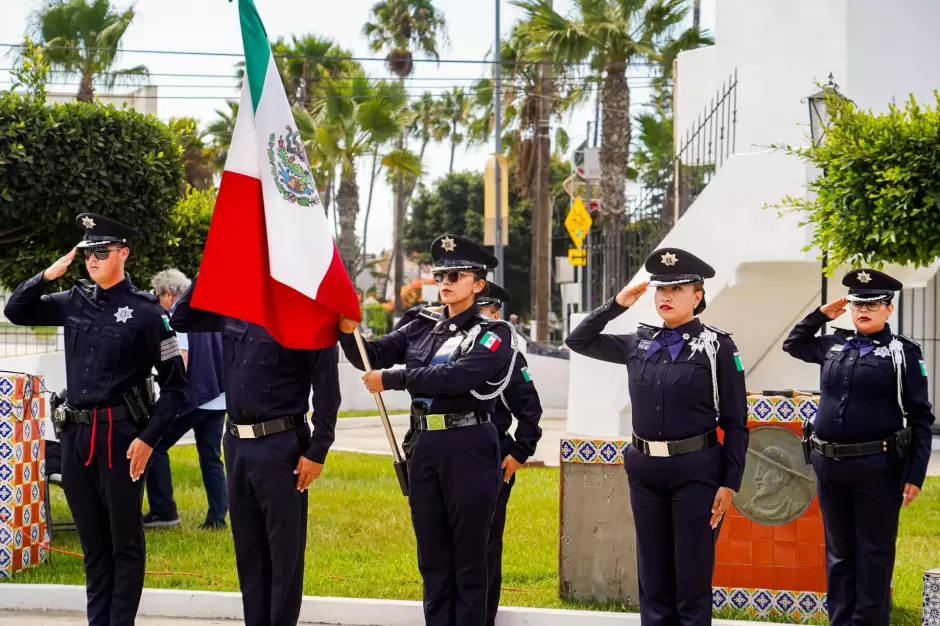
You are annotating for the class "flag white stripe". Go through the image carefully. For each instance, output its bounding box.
[223,82,260,179]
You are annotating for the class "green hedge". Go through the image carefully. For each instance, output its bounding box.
[0,92,185,290]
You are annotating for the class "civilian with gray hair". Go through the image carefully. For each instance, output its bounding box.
[145,269,228,530]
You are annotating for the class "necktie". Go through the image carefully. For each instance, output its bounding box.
[645,329,685,361]
[844,336,875,357]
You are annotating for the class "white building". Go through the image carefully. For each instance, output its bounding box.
[567,0,940,437]
[42,85,159,116]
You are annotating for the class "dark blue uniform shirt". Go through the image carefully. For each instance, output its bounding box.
[392,306,541,463]
[3,272,188,447]
[783,308,935,487]
[566,298,749,490]
[340,303,513,417]
[170,280,340,464]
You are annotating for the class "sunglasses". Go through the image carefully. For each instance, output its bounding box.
[82,246,121,261]
[432,270,477,284]
[850,302,887,312]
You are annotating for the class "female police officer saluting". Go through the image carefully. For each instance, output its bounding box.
[783,269,934,626]
[338,235,516,626]
[566,248,748,626]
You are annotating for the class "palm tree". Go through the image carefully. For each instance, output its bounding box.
[297,76,421,271]
[32,0,148,102]
[168,117,215,191]
[514,0,689,229]
[441,87,472,173]
[206,101,239,173]
[363,0,446,314]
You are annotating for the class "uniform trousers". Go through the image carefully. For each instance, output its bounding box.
[408,422,503,626]
[485,473,515,626]
[224,426,310,626]
[61,419,146,626]
[812,451,905,626]
[625,443,722,626]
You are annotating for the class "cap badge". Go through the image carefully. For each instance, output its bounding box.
[441,236,457,252]
[857,271,872,284]
[81,216,96,229]
[660,252,678,267]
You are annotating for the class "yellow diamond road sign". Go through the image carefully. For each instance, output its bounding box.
[565,197,593,249]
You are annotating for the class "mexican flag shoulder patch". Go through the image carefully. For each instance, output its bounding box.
[733,352,744,372]
[920,360,928,377]
[480,331,502,352]
[521,366,532,383]
[162,315,172,332]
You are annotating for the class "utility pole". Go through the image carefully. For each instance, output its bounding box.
[493,0,504,285]
[533,11,553,344]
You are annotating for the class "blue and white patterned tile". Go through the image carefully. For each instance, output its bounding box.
[30,483,40,504]
[0,400,12,418]
[29,524,39,544]
[752,399,773,421]
[12,530,21,550]
[925,570,940,626]
[38,420,47,439]
[22,546,30,568]
[797,591,820,615]
[31,441,39,461]
[0,443,12,462]
[775,399,796,421]
[0,526,10,545]
[712,587,729,610]
[0,505,12,525]
[13,443,22,463]
[0,464,11,482]
[0,548,10,568]
[22,463,31,484]
[729,588,750,611]
[30,399,40,418]
[0,422,11,440]
[0,485,11,504]
[37,546,45,564]
[0,378,13,397]
[752,589,773,615]
[598,441,620,464]
[798,398,818,421]
[560,440,575,463]
[576,440,598,463]
[13,486,22,506]
[39,460,45,481]
[22,506,30,526]
[22,422,31,441]
[774,590,796,615]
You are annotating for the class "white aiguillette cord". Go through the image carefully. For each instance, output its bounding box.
[352,328,405,463]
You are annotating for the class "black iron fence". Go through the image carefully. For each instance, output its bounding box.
[584,70,738,308]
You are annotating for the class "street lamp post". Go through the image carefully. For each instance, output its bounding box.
[806,74,848,335]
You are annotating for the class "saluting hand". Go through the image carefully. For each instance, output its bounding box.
[43,248,77,281]
[710,487,734,529]
[615,281,649,308]
[126,438,153,482]
[902,483,921,508]
[820,297,848,320]
[338,316,359,334]
[363,371,384,393]
[294,456,323,491]
[502,455,524,483]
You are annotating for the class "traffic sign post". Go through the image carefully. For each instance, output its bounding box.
[568,248,587,266]
[564,197,593,250]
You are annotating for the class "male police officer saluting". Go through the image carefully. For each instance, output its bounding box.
[170,277,340,626]
[4,214,188,626]
[783,269,934,626]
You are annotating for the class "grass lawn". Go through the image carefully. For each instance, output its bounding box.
[337,409,409,418]
[6,448,937,624]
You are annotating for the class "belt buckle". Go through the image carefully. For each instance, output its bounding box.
[426,415,446,431]
[236,424,256,439]
[647,441,670,457]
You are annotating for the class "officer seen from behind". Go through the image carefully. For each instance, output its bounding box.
[4,214,188,626]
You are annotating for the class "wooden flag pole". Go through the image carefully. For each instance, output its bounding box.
[352,328,409,496]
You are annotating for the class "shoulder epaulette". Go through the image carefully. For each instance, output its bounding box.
[705,324,732,336]
[127,287,158,303]
[638,322,659,330]
[896,334,922,349]
[417,306,442,323]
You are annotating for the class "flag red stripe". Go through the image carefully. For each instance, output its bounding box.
[193,170,358,350]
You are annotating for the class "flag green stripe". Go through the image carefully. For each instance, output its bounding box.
[238,0,271,113]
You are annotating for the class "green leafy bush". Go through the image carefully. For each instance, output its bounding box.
[771,93,940,271]
[0,91,185,289]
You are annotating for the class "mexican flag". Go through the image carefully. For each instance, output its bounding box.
[192,0,361,349]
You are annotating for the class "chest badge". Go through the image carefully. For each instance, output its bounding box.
[448,323,457,332]
[114,306,134,324]
[874,346,891,358]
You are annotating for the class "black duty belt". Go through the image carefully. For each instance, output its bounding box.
[64,404,134,425]
[226,415,305,439]
[632,430,719,458]
[415,411,490,432]
[810,435,890,460]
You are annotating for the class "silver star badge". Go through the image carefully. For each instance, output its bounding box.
[81,216,96,229]
[448,323,457,332]
[682,333,690,340]
[661,252,678,267]
[441,236,457,252]
[857,271,872,284]
[874,346,891,358]
[114,306,133,324]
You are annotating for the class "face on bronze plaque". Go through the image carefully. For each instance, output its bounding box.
[735,425,817,526]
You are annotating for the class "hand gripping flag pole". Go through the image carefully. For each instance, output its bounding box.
[352,328,409,496]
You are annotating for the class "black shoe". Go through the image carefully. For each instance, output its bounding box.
[143,512,181,529]
[199,519,227,531]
